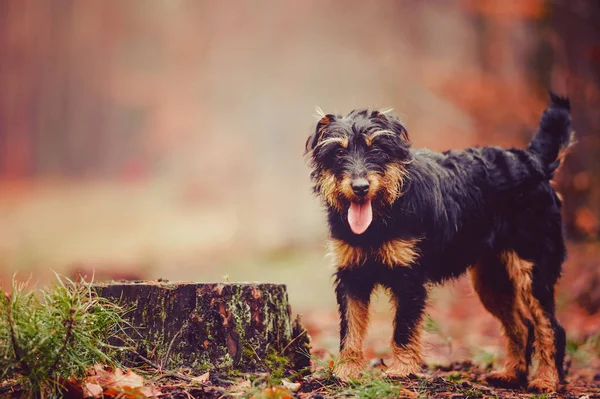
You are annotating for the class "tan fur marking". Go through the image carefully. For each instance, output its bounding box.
[386,318,423,377]
[505,296,530,376]
[316,171,357,211]
[315,163,407,212]
[380,163,407,205]
[377,238,421,268]
[365,130,396,146]
[336,297,369,380]
[317,170,343,211]
[328,239,366,269]
[339,175,355,200]
[343,297,370,353]
[502,251,559,392]
[336,350,365,380]
[366,171,381,197]
[314,115,331,143]
[329,238,420,270]
[470,261,529,384]
[315,136,348,149]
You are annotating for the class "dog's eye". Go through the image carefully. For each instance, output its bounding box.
[335,149,345,158]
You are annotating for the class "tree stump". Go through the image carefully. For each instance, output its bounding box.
[95,281,310,373]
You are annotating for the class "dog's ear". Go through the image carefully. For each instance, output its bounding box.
[305,114,335,154]
[371,110,409,142]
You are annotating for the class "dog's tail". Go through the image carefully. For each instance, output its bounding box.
[527,92,575,175]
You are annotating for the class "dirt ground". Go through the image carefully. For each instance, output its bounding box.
[150,360,600,399]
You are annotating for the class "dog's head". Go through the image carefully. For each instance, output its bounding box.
[305,109,412,235]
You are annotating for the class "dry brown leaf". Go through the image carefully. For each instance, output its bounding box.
[83,382,103,398]
[110,369,145,389]
[138,386,161,397]
[238,379,252,389]
[399,387,419,398]
[191,372,210,384]
[76,364,159,399]
[281,379,301,392]
[251,386,294,399]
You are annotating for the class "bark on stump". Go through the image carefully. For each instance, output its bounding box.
[95,281,310,373]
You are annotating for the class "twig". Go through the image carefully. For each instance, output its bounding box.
[282,329,308,354]
[4,292,31,375]
[129,349,193,383]
[47,307,76,376]
[160,329,182,370]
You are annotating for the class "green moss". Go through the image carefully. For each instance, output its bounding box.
[225,286,251,344]
[218,352,234,369]
[261,288,293,348]
[446,372,462,382]
[264,347,288,385]
[339,372,404,399]
[566,333,600,366]
[460,387,484,398]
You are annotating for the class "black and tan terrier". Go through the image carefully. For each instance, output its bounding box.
[305,93,573,392]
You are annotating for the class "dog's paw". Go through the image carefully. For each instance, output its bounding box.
[484,371,527,389]
[384,362,422,378]
[335,359,366,381]
[528,377,558,393]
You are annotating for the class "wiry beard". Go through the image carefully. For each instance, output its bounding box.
[311,163,408,234]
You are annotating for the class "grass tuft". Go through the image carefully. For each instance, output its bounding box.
[0,275,128,398]
[339,372,404,399]
[566,333,600,366]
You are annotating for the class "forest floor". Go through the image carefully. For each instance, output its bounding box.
[150,359,600,399]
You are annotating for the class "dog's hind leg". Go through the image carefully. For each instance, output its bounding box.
[505,251,565,392]
[470,254,533,388]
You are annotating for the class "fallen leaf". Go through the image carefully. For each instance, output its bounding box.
[281,379,301,392]
[76,364,159,399]
[251,386,294,399]
[138,386,161,397]
[191,372,210,384]
[83,382,103,398]
[238,379,252,389]
[399,388,419,398]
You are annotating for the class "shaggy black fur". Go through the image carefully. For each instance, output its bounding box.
[306,92,572,390]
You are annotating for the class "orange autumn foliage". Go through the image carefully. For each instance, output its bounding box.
[462,0,546,19]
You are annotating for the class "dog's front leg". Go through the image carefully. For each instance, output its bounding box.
[334,273,374,380]
[386,280,427,377]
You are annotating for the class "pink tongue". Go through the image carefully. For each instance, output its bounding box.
[348,200,373,235]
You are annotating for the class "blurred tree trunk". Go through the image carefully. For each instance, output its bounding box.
[546,0,600,239]
[0,0,41,178]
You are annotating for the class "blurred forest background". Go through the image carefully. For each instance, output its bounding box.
[0,0,599,368]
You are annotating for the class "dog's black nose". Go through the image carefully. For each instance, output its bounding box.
[351,178,370,197]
